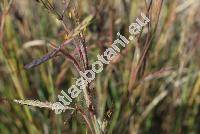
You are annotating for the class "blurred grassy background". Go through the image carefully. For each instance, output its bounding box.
[0,0,200,133]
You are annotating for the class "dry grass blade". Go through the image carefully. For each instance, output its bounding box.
[0,0,13,41]
[141,67,174,83]
[140,90,169,122]
[23,40,46,48]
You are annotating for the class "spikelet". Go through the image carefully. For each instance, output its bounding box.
[14,99,75,111]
